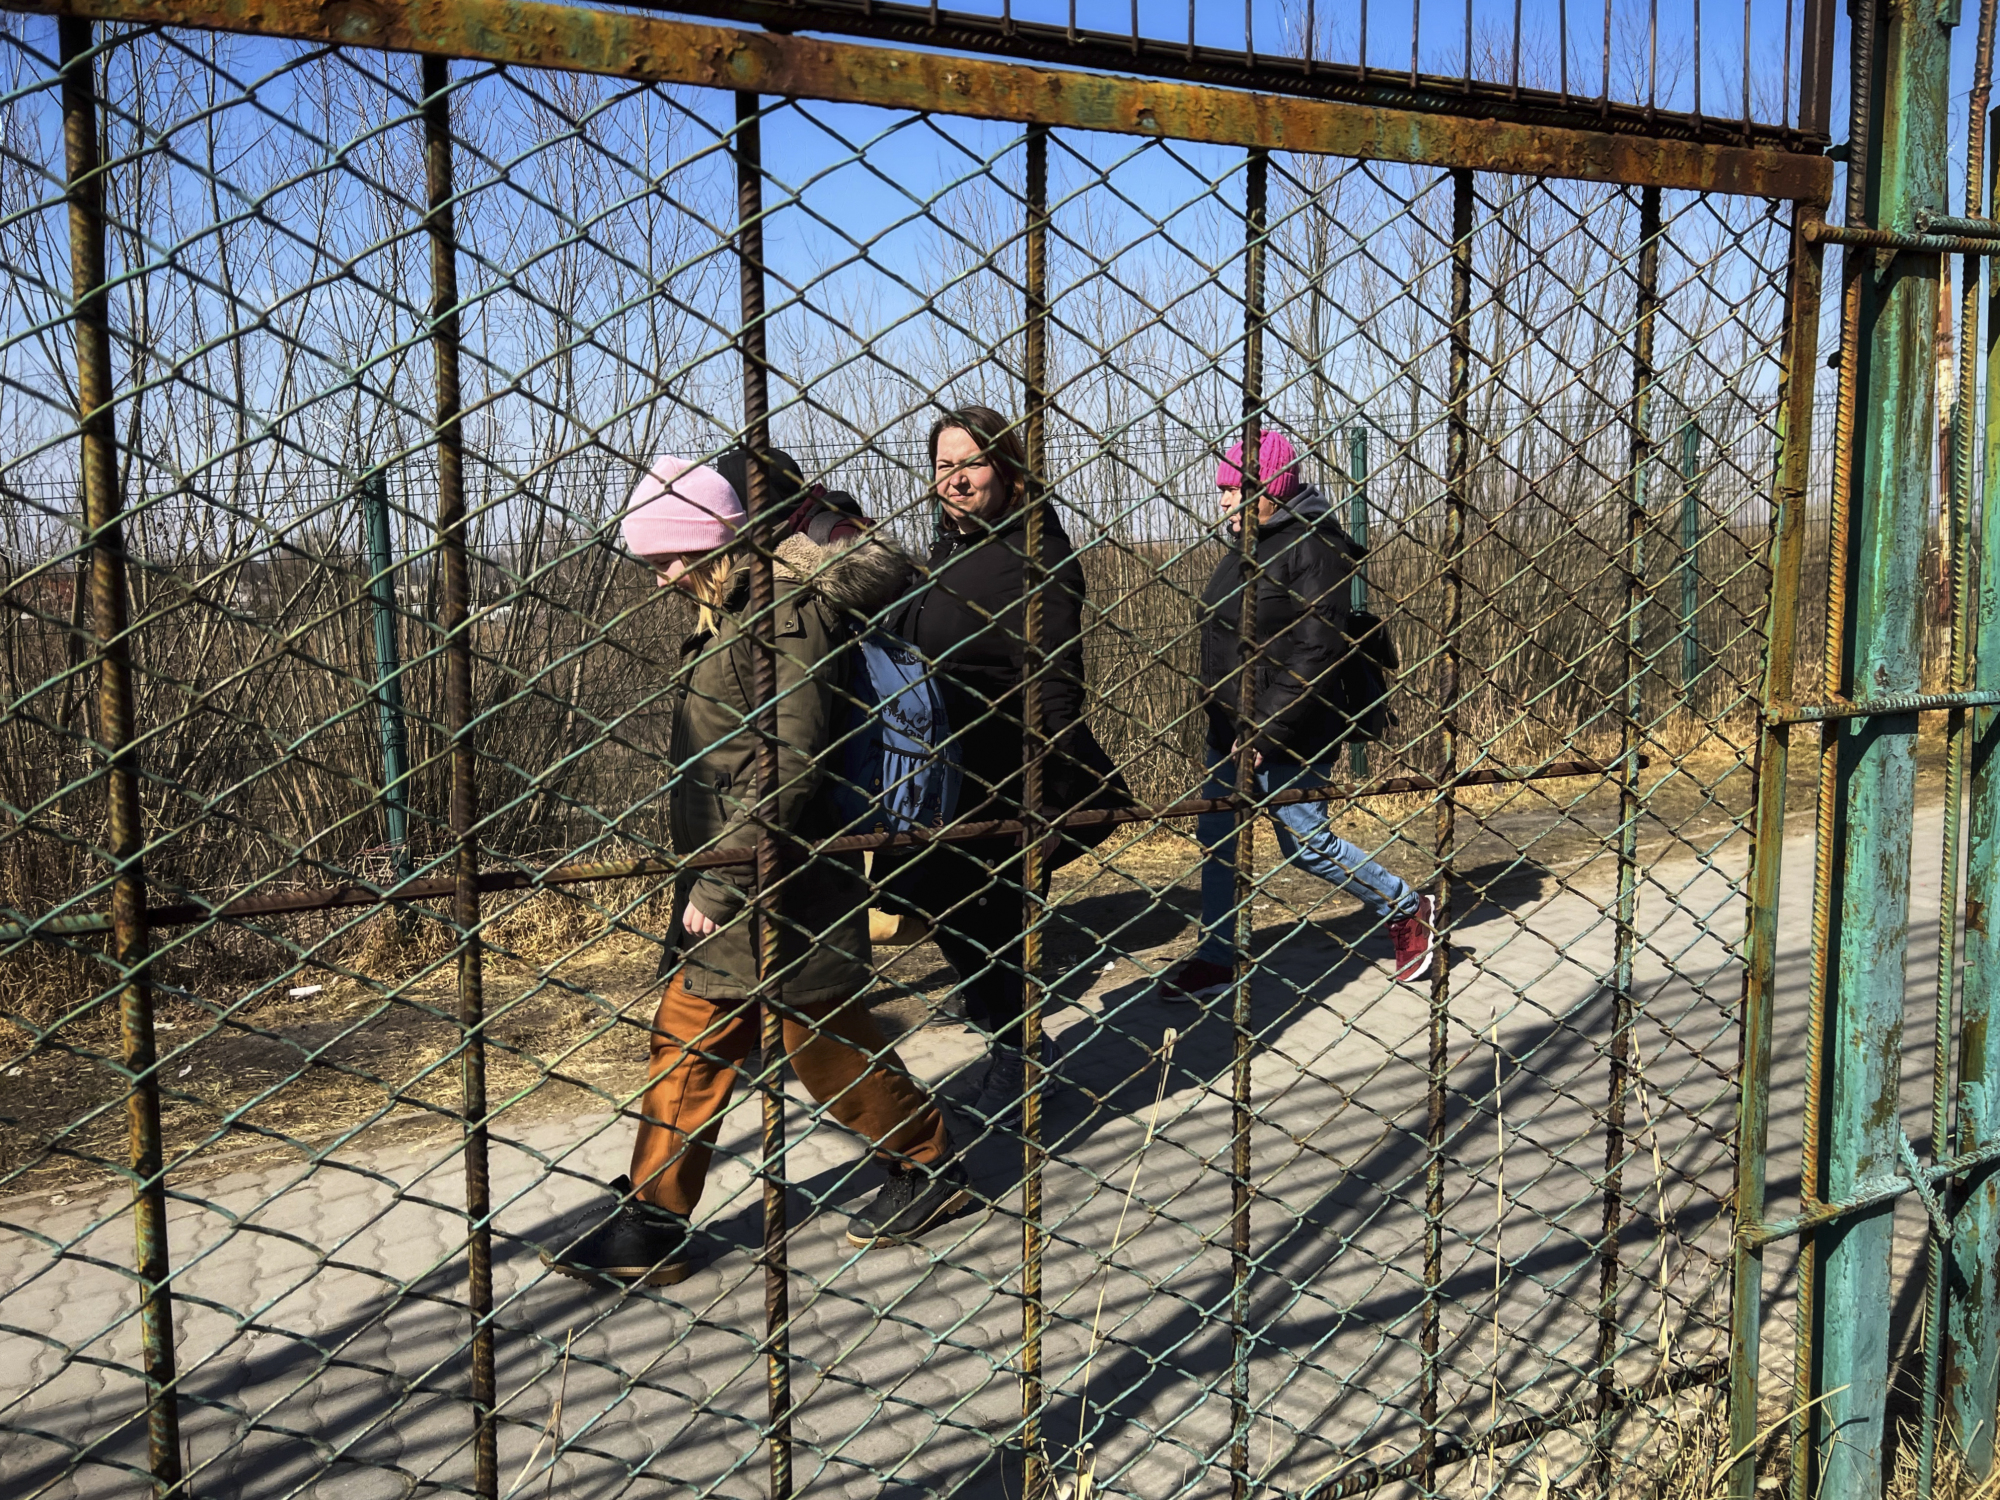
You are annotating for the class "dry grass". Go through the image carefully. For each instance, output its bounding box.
[1636,1400,2000,1500]
[0,859,688,1196]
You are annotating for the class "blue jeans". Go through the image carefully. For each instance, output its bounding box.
[1193,747,1418,965]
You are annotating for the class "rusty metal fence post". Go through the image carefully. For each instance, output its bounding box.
[1727,203,1823,1500]
[1788,4,1876,1488]
[1595,180,1660,1497]
[1422,163,1474,1487]
[1227,143,1269,1500]
[1348,425,1370,780]
[730,87,794,1500]
[1020,117,1051,1500]
[60,17,186,1497]
[420,54,496,1500]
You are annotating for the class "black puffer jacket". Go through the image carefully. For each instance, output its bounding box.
[899,501,1125,824]
[1199,484,1364,763]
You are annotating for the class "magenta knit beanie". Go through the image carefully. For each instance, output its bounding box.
[622,455,745,559]
[1216,430,1303,502]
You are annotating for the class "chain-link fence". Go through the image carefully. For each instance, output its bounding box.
[4,2,1980,1498]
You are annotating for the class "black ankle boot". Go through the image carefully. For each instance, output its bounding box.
[541,1175,695,1287]
[846,1158,972,1247]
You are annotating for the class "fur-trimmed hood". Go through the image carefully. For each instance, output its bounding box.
[774,531,914,618]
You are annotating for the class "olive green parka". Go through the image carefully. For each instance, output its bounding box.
[669,531,913,1003]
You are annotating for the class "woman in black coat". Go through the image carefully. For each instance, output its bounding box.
[889,404,1128,1129]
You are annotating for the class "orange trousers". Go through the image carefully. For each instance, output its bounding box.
[630,972,950,1216]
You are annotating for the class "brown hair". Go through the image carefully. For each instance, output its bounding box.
[927,404,1029,516]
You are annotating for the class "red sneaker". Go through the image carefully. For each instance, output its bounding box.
[1155,956,1235,1003]
[1390,895,1439,983]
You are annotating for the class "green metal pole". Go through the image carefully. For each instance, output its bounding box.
[1789,2,1880,1485]
[1679,422,1702,704]
[1923,22,1995,1490]
[1348,425,1369,779]
[1946,100,2000,1484]
[1803,0,1950,1493]
[360,470,412,880]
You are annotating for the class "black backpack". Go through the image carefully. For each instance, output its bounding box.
[1340,610,1399,742]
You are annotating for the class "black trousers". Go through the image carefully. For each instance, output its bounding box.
[878,835,1052,1048]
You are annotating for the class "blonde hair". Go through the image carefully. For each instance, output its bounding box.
[680,552,739,636]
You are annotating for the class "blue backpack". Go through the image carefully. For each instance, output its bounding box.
[829,629,962,836]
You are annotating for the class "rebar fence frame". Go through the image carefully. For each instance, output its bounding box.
[2,2,1993,1499]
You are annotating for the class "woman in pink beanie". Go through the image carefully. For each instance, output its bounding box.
[621,455,745,605]
[1214,427,1306,511]
[1150,425,1438,1006]
[545,451,966,1289]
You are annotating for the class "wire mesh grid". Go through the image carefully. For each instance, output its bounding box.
[0,13,1819,1500]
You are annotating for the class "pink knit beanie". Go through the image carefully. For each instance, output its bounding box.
[621,455,745,561]
[1216,430,1303,502]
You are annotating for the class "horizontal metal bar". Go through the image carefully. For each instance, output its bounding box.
[1764,689,2000,723]
[0,0,1834,201]
[1743,1138,2000,1248]
[648,0,1808,153]
[1801,220,2000,255]
[0,755,1628,941]
[1299,1358,1726,1499]
[1919,214,2000,236]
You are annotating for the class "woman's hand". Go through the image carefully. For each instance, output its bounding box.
[1231,738,1265,771]
[682,904,719,938]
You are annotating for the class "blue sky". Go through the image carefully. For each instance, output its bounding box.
[681,0,1993,315]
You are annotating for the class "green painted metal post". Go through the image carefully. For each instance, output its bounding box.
[360,470,412,880]
[1946,102,2000,1485]
[1922,27,1995,1489]
[1679,422,1702,704]
[1348,425,1369,779]
[1801,0,1951,1494]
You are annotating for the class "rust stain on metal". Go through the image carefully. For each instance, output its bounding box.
[318,0,382,43]
[7,0,1833,200]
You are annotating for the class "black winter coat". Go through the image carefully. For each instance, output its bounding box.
[1199,487,1364,764]
[899,501,1126,827]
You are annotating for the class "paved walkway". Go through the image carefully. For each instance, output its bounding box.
[1,812,1946,1498]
